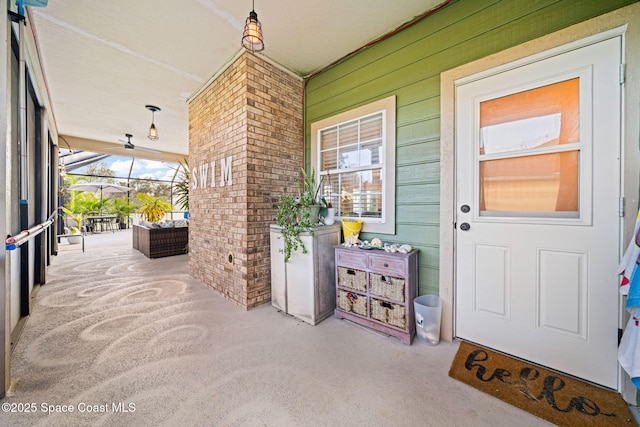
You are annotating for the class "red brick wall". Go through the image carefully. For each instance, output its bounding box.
[189,52,303,308]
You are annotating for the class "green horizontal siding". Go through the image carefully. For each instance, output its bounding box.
[397,138,440,164]
[395,204,439,225]
[397,121,440,146]
[395,183,440,204]
[305,0,636,295]
[419,266,440,295]
[397,163,439,185]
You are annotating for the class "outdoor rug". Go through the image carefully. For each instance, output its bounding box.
[449,341,636,426]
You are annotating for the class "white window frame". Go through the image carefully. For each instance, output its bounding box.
[310,95,396,234]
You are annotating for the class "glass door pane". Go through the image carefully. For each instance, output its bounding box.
[478,78,580,217]
[480,151,578,215]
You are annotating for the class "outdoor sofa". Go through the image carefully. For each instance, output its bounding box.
[132,220,188,258]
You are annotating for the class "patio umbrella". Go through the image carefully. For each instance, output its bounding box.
[67,181,130,214]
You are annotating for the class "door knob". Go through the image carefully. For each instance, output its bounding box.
[459,222,471,231]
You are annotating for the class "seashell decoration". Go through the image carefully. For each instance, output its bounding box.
[383,243,414,253]
[342,234,414,253]
[398,244,413,254]
[370,238,383,248]
[342,234,361,247]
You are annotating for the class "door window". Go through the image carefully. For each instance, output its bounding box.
[478,78,580,217]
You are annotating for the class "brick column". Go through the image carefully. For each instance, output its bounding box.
[189,52,303,309]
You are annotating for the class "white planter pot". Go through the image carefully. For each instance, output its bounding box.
[323,208,335,225]
[270,224,340,325]
[66,234,82,245]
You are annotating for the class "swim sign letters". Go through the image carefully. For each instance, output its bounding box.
[192,156,233,190]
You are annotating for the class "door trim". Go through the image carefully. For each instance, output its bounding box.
[440,9,640,353]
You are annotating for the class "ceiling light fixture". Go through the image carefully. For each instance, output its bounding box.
[146,105,160,141]
[242,0,264,52]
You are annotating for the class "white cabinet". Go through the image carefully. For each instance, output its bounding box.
[270,224,340,325]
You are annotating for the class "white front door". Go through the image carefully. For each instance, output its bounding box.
[455,36,622,388]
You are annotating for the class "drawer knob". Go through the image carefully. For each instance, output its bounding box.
[384,263,389,267]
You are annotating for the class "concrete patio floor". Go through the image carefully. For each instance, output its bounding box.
[2,229,557,426]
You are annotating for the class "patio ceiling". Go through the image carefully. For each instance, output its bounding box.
[27,0,446,162]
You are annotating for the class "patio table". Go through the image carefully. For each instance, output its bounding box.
[86,215,117,233]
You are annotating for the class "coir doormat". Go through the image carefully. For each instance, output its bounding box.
[449,341,636,426]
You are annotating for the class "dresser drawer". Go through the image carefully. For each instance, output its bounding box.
[368,256,405,276]
[370,273,406,302]
[337,266,367,292]
[370,297,406,329]
[337,289,368,317]
[336,249,367,269]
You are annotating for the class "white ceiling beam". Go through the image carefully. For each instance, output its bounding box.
[58,135,185,163]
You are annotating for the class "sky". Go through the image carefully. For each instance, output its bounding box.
[61,149,180,183]
[107,156,179,182]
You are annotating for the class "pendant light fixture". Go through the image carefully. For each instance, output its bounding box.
[242,0,264,52]
[146,105,160,141]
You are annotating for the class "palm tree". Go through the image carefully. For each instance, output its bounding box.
[136,193,172,223]
[174,159,189,211]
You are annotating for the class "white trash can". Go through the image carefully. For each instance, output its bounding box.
[414,295,442,345]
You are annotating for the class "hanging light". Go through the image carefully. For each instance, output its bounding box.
[146,105,160,141]
[242,0,264,52]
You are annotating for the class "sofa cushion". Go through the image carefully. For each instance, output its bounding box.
[139,220,159,228]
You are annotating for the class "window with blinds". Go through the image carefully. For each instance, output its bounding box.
[318,112,384,220]
[311,95,395,234]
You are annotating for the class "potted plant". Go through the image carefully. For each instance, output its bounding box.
[110,197,137,229]
[275,195,316,263]
[298,167,322,224]
[318,170,335,224]
[275,168,323,262]
[136,193,172,223]
[270,168,341,325]
[320,197,335,225]
[61,206,83,244]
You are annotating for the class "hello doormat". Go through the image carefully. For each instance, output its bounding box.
[449,341,636,426]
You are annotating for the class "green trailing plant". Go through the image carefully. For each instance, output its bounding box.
[275,168,326,262]
[136,193,172,223]
[276,194,318,263]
